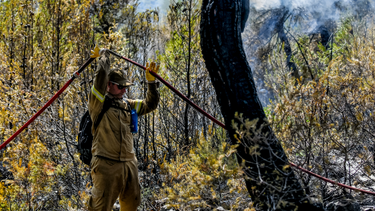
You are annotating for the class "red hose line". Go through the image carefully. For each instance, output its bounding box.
[0,57,95,151]
[108,50,227,130]
[109,50,375,196]
[0,78,74,150]
[289,162,375,196]
[5,49,374,196]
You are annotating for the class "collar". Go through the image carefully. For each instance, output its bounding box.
[106,93,123,101]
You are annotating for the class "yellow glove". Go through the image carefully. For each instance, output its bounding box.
[146,62,160,82]
[90,45,100,58]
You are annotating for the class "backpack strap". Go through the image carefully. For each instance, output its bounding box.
[93,97,131,129]
[124,99,132,111]
[94,97,113,129]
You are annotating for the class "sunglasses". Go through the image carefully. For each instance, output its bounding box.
[111,81,127,89]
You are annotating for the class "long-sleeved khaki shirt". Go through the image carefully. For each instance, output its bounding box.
[88,52,159,161]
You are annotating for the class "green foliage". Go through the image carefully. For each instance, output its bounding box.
[2,0,375,209]
[158,0,220,149]
[265,18,375,203]
[0,0,225,209]
[155,130,252,210]
[0,0,100,209]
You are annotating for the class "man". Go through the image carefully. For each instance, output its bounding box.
[87,49,160,211]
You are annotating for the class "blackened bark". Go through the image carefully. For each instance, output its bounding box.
[200,0,323,210]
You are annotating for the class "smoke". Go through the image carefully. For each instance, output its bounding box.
[244,0,374,106]
[250,0,373,23]
[250,0,349,11]
[248,0,375,45]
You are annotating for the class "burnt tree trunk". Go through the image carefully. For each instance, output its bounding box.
[200,0,323,210]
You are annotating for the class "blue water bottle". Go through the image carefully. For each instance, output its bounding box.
[130,109,138,133]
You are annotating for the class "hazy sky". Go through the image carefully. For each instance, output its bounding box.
[137,0,170,15]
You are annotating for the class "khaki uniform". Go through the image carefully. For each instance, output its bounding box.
[87,52,159,211]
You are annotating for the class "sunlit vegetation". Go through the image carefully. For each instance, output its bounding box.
[248,15,375,208]
[0,0,375,210]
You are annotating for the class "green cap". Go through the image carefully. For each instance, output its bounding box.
[108,69,134,87]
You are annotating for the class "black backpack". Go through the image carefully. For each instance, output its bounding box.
[77,97,131,166]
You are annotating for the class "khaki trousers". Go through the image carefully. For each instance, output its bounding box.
[88,156,141,211]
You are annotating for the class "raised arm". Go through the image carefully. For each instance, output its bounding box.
[88,50,111,120]
[128,62,160,116]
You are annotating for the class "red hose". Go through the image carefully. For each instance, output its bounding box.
[0,57,95,150]
[108,50,227,130]
[109,50,375,197]
[6,50,374,197]
[289,162,375,196]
